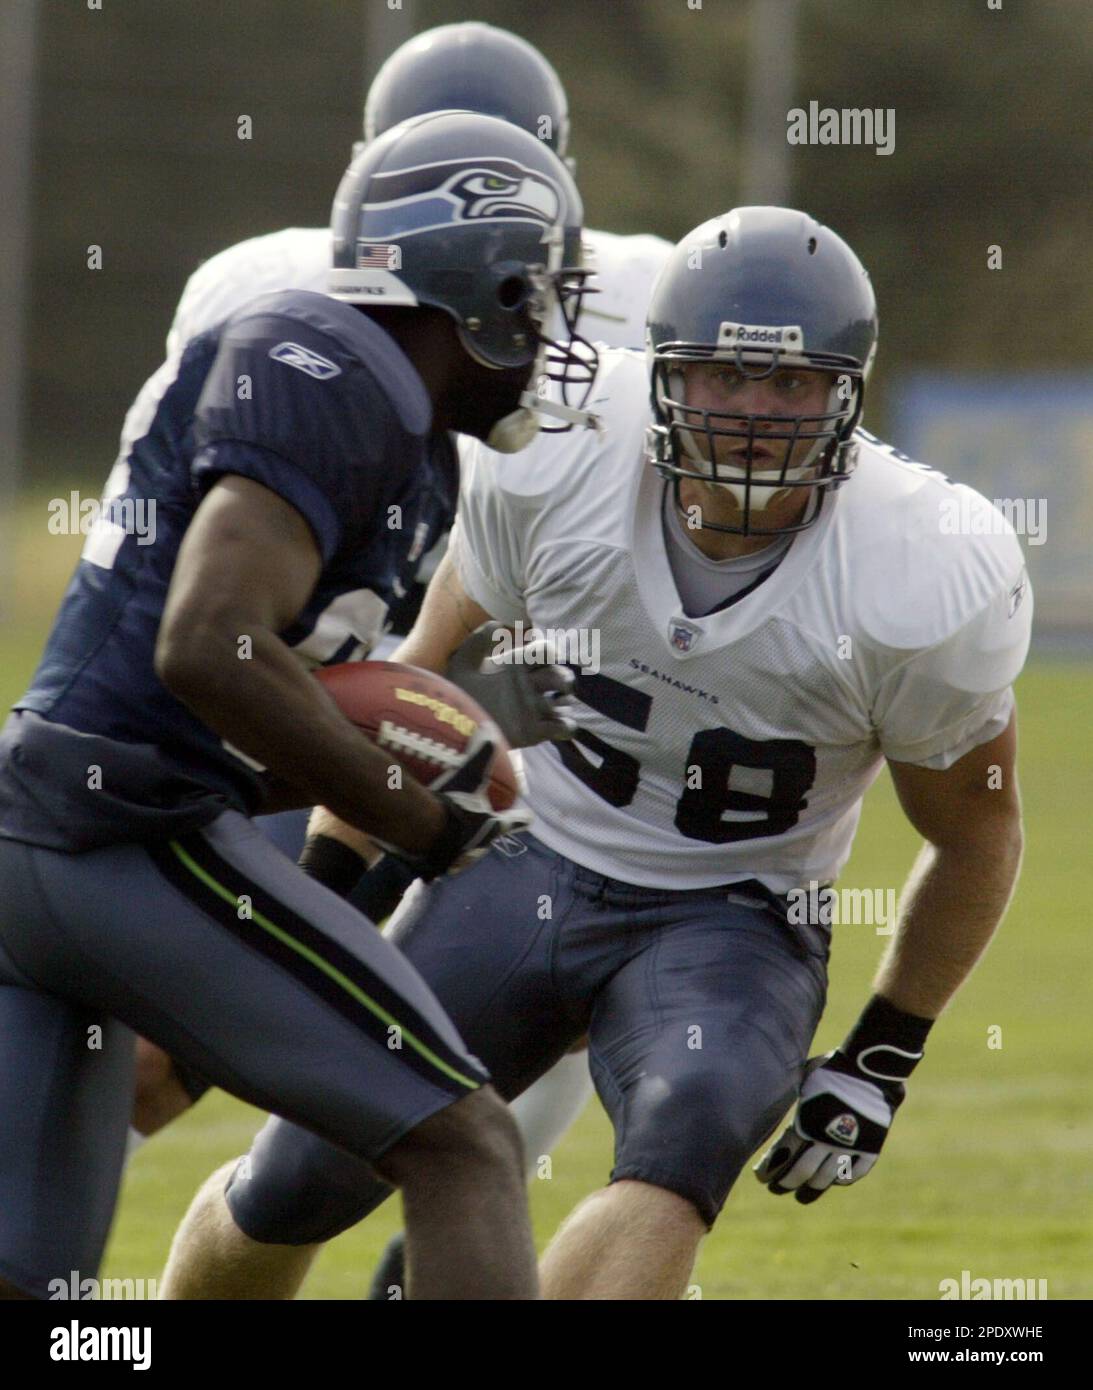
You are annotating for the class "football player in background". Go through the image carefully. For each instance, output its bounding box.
[160,207,1031,1301]
[129,19,672,1195]
[0,112,596,1301]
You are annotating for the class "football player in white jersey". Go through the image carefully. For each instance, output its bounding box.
[160,207,1031,1301]
[127,22,670,1198]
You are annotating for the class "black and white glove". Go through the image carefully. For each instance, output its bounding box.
[320,721,531,923]
[395,726,531,880]
[754,995,933,1204]
[445,621,577,749]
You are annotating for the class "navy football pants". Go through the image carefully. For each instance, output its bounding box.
[0,812,486,1297]
[227,832,830,1239]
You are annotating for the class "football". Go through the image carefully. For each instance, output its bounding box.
[315,660,519,811]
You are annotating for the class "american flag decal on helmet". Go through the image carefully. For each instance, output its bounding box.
[356,242,401,270]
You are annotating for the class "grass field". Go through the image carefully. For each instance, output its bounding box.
[3,494,1090,1299]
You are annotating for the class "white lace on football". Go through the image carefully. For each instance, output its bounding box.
[377,721,466,770]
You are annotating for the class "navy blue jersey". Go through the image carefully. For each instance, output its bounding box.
[0,291,457,850]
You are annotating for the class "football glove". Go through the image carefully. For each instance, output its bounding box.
[445,621,577,749]
[754,995,933,1204]
[394,729,531,880]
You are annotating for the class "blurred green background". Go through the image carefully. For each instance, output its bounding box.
[13,0,1093,476]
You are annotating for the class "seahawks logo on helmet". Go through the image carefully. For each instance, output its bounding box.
[358,158,563,240]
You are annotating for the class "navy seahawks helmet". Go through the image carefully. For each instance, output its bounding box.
[646,207,879,535]
[363,23,570,161]
[330,110,596,450]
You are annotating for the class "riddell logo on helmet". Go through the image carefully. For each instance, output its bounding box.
[717,322,804,349]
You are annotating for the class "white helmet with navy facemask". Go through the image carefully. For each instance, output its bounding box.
[329,109,597,451]
[646,207,879,535]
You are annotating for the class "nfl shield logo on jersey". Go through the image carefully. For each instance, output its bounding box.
[669,618,701,653]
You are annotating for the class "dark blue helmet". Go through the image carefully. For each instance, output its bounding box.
[330,110,596,450]
[646,207,879,535]
[364,23,570,160]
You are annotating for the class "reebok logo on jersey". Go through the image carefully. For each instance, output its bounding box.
[269,342,342,380]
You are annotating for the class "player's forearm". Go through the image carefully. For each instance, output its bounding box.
[394,550,493,673]
[874,819,1023,1018]
[157,622,444,852]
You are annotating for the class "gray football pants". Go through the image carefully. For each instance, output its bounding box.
[0,811,486,1298]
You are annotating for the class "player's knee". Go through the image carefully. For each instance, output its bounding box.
[377,1086,523,1186]
[133,1037,172,1095]
[617,1063,792,1224]
[640,1065,742,1146]
[608,1178,706,1235]
[224,1130,386,1246]
[431,1087,524,1171]
[680,1049,794,1150]
[131,1039,193,1136]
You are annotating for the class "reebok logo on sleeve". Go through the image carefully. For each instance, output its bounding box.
[269,342,343,380]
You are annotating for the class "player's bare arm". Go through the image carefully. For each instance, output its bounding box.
[756,714,1024,1204]
[881,713,1023,1018]
[396,548,495,670]
[393,547,574,734]
[156,473,444,854]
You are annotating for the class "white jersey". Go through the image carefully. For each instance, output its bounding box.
[165,227,332,358]
[166,224,671,356]
[451,350,1032,895]
[572,229,672,348]
[115,223,670,490]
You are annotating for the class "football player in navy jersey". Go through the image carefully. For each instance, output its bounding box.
[124,21,669,1179]
[0,110,595,1301]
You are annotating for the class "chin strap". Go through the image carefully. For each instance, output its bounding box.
[486,405,540,454]
[521,390,602,431]
[486,372,602,454]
